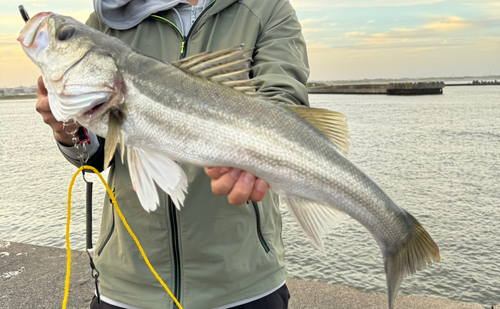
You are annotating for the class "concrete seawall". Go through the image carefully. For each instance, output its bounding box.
[307,82,446,95]
[1,241,497,309]
[308,84,387,95]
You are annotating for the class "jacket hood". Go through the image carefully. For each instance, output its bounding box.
[94,0,238,30]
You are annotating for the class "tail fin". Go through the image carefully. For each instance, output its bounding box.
[384,215,440,309]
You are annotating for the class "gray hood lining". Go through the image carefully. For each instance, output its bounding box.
[93,0,209,30]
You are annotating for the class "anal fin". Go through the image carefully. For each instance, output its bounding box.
[282,196,349,254]
[127,146,188,212]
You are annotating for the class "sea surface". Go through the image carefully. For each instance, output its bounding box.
[1,86,499,307]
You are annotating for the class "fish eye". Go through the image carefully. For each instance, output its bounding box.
[58,25,75,41]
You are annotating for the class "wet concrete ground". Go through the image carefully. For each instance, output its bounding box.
[1,241,497,309]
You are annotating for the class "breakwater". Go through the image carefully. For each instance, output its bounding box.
[308,82,445,95]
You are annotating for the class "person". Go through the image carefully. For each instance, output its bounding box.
[35,0,310,308]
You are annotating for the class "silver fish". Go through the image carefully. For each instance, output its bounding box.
[19,13,440,308]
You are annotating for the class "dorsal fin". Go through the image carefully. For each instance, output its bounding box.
[172,45,261,96]
[189,49,253,74]
[284,105,350,156]
[173,51,210,67]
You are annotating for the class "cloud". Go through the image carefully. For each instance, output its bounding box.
[406,47,436,52]
[423,16,469,31]
[9,0,88,3]
[62,10,93,23]
[290,0,445,10]
[300,17,337,36]
[0,34,21,48]
[354,16,473,46]
[302,28,325,35]
[300,16,331,26]
[308,11,499,56]
[345,31,366,37]
[0,15,24,26]
[300,18,319,26]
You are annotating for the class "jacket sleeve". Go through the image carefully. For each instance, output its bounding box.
[59,135,108,172]
[251,0,310,106]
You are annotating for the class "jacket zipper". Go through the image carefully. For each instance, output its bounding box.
[252,202,271,253]
[168,197,182,308]
[97,195,116,256]
[149,15,185,57]
[180,0,216,59]
[150,5,218,306]
[150,0,216,60]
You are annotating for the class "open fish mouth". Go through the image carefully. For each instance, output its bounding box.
[83,102,106,116]
[44,89,113,124]
[72,93,114,124]
[80,100,109,121]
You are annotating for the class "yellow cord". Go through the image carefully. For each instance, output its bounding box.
[63,165,184,309]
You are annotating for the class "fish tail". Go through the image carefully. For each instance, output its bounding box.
[384,214,440,309]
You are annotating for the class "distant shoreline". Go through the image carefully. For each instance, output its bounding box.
[1,82,498,99]
[0,94,38,100]
[446,83,500,87]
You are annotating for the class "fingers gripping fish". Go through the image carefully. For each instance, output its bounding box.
[18,12,440,308]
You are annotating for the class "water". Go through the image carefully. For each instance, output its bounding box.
[1,86,499,307]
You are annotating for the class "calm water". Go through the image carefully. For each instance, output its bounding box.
[1,86,499,307]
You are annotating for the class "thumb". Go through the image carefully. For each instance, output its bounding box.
[37,76,48,96]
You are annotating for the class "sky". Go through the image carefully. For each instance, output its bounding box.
[0,0,499,87]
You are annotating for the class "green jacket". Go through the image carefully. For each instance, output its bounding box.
[71,1,309,308]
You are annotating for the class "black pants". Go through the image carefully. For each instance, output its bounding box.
[90,284,290,309]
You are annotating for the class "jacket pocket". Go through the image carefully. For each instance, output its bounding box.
[252,201,270,253]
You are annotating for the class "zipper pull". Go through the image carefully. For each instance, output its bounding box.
[180,37,187,59]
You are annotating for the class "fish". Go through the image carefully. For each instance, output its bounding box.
[18,12,440,308]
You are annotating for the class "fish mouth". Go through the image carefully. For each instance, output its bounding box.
[76,94,114,125]
[17,12,52,48]
[83,102,107,117]
[46,88,112,124]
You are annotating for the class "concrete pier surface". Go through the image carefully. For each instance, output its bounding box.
[1,241,497,309]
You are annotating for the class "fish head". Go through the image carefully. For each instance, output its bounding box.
[18,13,124,125]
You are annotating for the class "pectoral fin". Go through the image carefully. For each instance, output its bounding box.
[282,196,349,254]
[104,113,121,169]
[127,146,188,212]
[104,109,127,169]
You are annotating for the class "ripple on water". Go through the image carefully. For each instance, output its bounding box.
[1,88,499,307]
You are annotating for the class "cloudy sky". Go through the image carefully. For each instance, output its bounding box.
[1,0,499,87]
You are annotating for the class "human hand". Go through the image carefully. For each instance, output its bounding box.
[35,76,75,146]
[204,167,269,206]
